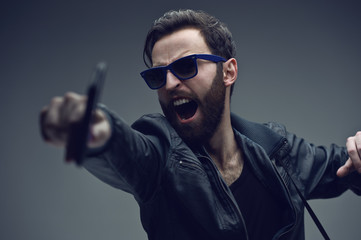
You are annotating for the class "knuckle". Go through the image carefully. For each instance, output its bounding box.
[64,91,76,98]
[64,92,86,105]
[347,148,356,156]
[357,145,361,152]
[50,96,62,105]
[43,117,60,131]
[64,92,77,102]
[346,136,354,143]
[42,122,62,142]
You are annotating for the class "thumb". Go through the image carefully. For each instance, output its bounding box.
[336,158,355,178]
[88,118,111,148]
[87,109,112,148]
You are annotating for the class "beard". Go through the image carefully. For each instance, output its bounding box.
[160,68,226,147]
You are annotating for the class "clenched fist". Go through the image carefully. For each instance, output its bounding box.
[40,92,111,162]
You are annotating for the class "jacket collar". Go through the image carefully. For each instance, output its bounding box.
[230,113,286,158]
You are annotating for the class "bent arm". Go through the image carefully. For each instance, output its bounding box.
[286,131,361,199]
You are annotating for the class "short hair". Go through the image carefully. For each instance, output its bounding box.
[143,9,237,95]
[143,9,236,67]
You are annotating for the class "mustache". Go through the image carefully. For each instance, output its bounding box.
[168,89,196,99]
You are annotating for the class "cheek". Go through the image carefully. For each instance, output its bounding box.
[198,63,218,83]
[191,64,219,94]
[157,89,167,104]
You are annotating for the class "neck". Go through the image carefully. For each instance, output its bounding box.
[205,110,244,186]
[205,107,239,170]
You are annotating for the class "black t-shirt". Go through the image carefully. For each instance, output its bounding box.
[229,160,283,240]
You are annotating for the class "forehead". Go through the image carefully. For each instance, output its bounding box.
[151,28,210,66]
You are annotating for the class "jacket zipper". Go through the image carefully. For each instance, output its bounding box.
[270,139,297,239]
[199,152,249,240]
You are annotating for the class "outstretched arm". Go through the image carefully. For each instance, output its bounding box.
[40,92,168,201]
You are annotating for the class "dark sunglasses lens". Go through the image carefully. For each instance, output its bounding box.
[172,57,196,79]
[143,69,165,89]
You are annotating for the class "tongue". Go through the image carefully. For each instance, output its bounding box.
[175,101,198,120]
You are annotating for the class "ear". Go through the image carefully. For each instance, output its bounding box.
[223,58,238,87]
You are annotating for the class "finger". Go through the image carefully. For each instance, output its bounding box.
[60,92,87,124]
[88,111,111,148]
[42,96,68,146]
[346,135,361,174]
[355,131,361,161]
[47,96,63,125]
[337,158,355,178]
[92,107,106,123]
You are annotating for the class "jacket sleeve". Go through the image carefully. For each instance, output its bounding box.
[83,107,171,203]
[284,128,361,199]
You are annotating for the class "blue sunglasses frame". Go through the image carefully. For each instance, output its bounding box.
[140,54,227,90]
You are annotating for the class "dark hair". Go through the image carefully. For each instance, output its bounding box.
[143,9,237,95]
[143,9,236,67]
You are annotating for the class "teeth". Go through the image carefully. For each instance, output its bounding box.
[173,98,190,107]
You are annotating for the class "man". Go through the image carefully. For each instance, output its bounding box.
[40,9,361,240]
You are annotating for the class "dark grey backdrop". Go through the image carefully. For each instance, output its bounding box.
[1,0,360,239]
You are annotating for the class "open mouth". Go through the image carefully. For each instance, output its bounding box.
[173,98,198,121]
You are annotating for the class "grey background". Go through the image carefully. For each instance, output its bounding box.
[1,0,360,239]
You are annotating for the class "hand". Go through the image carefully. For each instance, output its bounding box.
[337,131,361,178]
[40,92,111,161]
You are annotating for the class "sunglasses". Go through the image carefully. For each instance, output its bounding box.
[140,54,227,90]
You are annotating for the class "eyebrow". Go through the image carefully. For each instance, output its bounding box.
[152,51,196,68]
[152,62,165,68]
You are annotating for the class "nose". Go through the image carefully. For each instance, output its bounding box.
[164,70,181,91]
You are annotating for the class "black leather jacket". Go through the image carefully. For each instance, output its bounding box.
[84,110,361,240]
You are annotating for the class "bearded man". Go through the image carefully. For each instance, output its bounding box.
[40,9,361,240]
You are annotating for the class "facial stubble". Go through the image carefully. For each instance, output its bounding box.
[160,67,226,147]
